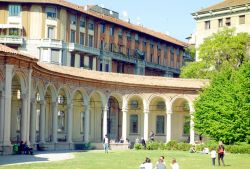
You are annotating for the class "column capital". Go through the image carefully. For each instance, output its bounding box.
[103,106,109,111]
[40,100,46,105]
[166,110,173,115]
[144,110,150,114]
[122,108,128,113]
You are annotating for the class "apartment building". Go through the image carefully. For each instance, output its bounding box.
[0,0,186,77]
[192,0,250,60]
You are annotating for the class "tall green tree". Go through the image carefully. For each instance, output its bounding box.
[194,62,250,144]
[181,28,250,79]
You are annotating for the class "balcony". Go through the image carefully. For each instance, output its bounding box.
[39,39,64,49]
[68,43,100,56]
[102,50,137,64]
[145,62,180,74]
[0,36,23,45]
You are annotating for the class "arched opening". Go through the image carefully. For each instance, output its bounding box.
[149,96,166,142]
[10,75,22,143]
[72,90,85,142]
[127,95,143,142]
[44,86,55,142]
[107,96,122,142]
[89,92,103,142]
[57,88,68,142]
[171,98,190,142]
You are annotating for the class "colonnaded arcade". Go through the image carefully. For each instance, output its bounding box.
[0,45,208,154]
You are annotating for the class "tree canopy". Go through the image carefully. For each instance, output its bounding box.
[180,28,250,79]
[194,62,250,144]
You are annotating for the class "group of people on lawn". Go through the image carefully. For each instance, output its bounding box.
[139,156,180,169]
[190,141,226,167]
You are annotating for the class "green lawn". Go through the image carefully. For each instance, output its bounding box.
[0,150,250,169]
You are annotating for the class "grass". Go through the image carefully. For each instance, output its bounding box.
[0,150,250,169]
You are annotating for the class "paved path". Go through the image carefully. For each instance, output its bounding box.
[0,151,74,166]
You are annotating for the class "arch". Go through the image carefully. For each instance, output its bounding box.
[58,85,71,104]
[33,80,45,100]
[44,83,57,102]
[89,90,106,107]
[107,92,123,109]
[72,87,89,105]
[12,72,27,93]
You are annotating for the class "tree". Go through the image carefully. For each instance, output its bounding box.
[194,62,250,144]
[180,28,250,79]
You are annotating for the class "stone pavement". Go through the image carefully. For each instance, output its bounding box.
[0,151,74,166]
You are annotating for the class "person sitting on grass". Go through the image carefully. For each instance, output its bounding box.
[189,144,196,153]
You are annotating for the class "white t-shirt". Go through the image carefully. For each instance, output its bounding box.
[171,163,179,169]
[140,163,153,169]
[104,137,109,144]
[210,150,217,158]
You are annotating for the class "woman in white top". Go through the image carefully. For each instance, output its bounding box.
[171,158,180,169]
[140,157,153,169]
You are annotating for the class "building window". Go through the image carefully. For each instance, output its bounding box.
[127,48,130,56]
[239,15,245,24]
[118,45,123,53]
[80,112,85,133]
[71,54,75,67]
[156,115,165,134]
[110,43,114,52]
[157,55,161,64]
[80,55,84,68]
[9,28,18,36]
[151,43,154,49]
[57,111,65,132]
[88,35,93,47]
[183,116,190,135]
[70,14,76,25]
[88,23,94,30]
[80,20,85,28]
[130,114,138,134]
[70,30,75,43]
[46,7,57,19]
[218,19,223,27]
[100,23,105,33]
[110,26,114,36]
[105,64,109,72]
[9,4,21,16]
[51,49,59,64]
[47,26,55,39]
[100,40,104,50]
[80,32,85,45]
[150,54,153,62]
[205,20,210,30]
[135,34,139,41]
[118,29,123,38]
[226,17,231,26]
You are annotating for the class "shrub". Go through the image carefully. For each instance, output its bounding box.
[225,144,250,154]
[177,142,192,151]
[134,143,143,150]
[146,141,160,150]
[165,140,178,150]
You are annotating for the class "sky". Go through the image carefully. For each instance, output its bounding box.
[69,0,222,41]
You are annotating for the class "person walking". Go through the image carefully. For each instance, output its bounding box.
[218,142,225,166]
[103,134,109,153]
[149,131,155,141]
[210,147,216,167]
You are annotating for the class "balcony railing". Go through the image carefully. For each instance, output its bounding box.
[68,43,100,56]
[0,36,23,45]
[145,61,180,74]
[102,50,137,64]
[39,39,64,49]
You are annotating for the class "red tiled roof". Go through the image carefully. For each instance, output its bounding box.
[0,44,36,59]
[195,0,250,13]
[0,0,186,47]
[38,62,208,89]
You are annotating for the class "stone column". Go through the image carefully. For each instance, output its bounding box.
[39,100,45,143]
[0,91,4,145]
[102,106,108,138]
[30,99,37,144]
[143,110,149,141]
[52,102,58,143]
[166,111,172,142]
[84,105,90,142]
[21,93,28,142]
[67,103,73,143]
[122,108,128,140]
[3,64,14,146]
[26,68,32,144]
[190,107,195,144]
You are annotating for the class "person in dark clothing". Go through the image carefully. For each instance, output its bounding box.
[141,137,146,149]
[149,131,155,141]
[218,142,225,166]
